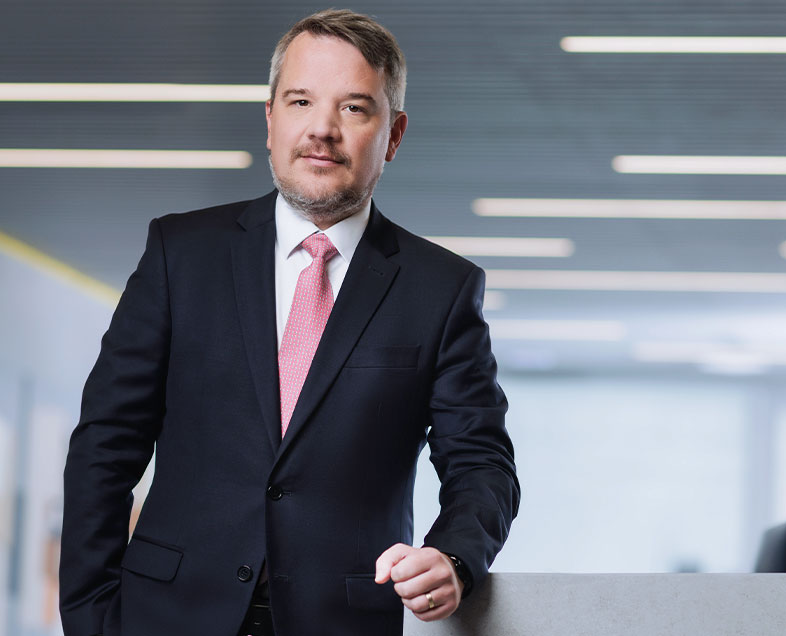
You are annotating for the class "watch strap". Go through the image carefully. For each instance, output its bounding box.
[444,553,473,598]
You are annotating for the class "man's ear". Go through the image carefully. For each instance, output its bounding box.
[385,111,408,162]
[265,100,273,151]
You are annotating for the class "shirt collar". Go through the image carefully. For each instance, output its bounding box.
[275,193,371,263]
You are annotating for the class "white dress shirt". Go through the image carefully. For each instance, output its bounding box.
[274,194,371,349]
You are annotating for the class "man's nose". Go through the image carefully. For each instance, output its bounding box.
[306,105,341,141]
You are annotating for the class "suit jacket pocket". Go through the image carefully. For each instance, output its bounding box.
[346,574,401,612]
[121,535,183,582]
[344,345,420,369]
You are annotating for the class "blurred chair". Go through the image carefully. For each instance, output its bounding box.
[754,522,786,572]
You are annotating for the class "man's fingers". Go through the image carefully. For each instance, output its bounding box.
[413,603,457,622]
[375,543,415,583]
[400,582,454,612]
[393,569,446,600]
[377,546,463,622]
[401,584,460,622]
[389,546,446,584]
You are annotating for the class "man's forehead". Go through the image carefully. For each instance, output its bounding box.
[286,31,357,56]
[276,32,385,98]
[280,32,379,77]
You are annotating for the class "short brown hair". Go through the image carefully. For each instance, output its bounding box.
[268,9,407,123]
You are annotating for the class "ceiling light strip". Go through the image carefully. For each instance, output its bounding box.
[485,270,786,293]
[0,149,253,169]
[613,156,786,175]
[0,230,120,306]
[561,37,786,54]
[473,198,786,220]
[425,236,574,257]
[488,319,627,341]
[632,341,786,369]
[482,290,507,311]
[0,83,271,102]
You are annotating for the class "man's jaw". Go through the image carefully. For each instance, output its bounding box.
[268,154,374,229]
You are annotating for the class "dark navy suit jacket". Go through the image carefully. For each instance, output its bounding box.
[60,191,519,636]
[755,523,786,572]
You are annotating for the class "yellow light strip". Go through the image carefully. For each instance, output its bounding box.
[0,83,271,102]
[424,236,574,257]
[560,36,786,54]
[485,270,786,293]
[473,198,786,220]
[0,230,120,306]
[613,156,786,175]
[488,319,627,341]
[0,149,253,169]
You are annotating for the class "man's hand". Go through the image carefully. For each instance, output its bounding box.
[375,543,463,621]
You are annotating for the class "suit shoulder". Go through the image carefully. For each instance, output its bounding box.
[155,199,254,236]
[388,220,477,278]
[150,193,277,253]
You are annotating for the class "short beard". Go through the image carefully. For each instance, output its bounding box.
[269,154,382,227]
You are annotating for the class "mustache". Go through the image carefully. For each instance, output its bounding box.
[292,144,350,166]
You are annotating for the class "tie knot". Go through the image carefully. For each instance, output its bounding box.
[301,233,338,262]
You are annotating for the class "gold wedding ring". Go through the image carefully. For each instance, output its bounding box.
[425,591,436,610]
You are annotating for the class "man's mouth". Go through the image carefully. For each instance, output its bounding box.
[302,154,343,165]
[294,147,348,167]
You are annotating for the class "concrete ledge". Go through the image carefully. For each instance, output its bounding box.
[404,573,786,635]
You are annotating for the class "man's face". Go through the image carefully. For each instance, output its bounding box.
[266,32,406,226]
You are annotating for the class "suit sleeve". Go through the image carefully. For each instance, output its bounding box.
[422,265,520,594]
[60,218,170,636]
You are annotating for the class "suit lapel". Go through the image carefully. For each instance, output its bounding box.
[231,192,282,455]
[274,204,401,464]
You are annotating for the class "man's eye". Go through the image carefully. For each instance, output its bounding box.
[346,105,364,113]
[295,99,309,107]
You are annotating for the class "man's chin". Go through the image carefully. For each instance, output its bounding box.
[278,171,346,201]
[270,156,378,225]
[274,181,369,225]
[293,185,345,202]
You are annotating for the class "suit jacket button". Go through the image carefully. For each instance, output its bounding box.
[237,565,253,582]
[267,485,283,501]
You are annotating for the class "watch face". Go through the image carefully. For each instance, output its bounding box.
[449,556,468,581]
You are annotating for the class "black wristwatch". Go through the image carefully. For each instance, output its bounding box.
[445,553,473,598]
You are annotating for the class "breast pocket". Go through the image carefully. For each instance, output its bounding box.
[344,345,420,369]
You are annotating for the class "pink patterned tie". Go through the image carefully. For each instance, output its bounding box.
[278,233,338,437]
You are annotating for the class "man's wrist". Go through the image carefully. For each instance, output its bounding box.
[443,552,473,598]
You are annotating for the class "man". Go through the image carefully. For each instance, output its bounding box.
[60,9,519,636]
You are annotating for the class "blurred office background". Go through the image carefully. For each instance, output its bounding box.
[2,1,786,634]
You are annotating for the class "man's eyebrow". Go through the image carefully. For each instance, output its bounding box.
[345,92,376,103]
[280,88,310,99]
[279,89,377,105]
